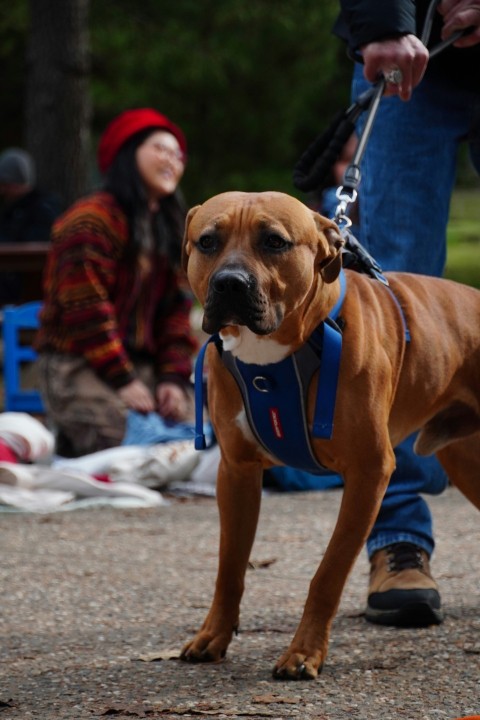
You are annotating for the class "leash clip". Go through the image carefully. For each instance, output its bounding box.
[334,186,357,228]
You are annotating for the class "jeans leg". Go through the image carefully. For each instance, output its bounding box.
[352,66,464,274]
[366,434,449,558]
[351,67,472,557]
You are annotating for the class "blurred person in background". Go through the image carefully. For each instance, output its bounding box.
[0,147,60,305]
[36,108,198,457]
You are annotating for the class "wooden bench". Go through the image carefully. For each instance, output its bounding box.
[0,242,50,303]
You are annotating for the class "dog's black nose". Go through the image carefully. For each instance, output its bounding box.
[211,268,255,295]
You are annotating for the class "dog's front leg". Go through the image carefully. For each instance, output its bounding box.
[181,456,263,663]
[273,453,394,680]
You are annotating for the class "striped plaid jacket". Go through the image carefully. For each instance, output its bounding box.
[36,191,197,389]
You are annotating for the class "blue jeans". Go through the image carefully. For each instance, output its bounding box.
[352,64,480,557]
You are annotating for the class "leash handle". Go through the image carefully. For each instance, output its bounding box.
[428,27,474,58]
[418,0,473,52]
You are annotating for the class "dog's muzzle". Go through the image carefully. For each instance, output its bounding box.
[202,265,277,334]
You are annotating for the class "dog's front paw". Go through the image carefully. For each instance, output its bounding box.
[272,649,323,681]
[180,629,232,664]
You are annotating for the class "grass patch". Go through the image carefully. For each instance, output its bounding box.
[445,188,480,288]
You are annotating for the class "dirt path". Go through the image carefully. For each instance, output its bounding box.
[1,486,479,719]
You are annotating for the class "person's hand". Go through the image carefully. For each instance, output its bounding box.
[438,0,480,47]
[156,382,190,422]
[118,379,156,413]
[360,34,429,101]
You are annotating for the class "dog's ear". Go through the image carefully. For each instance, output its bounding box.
[312,212,345,284]
[181,205,201,272]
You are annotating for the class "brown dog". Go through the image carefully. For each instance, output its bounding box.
[180,190,480,680]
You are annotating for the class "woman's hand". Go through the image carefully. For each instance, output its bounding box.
[156,382,190,422]
[118,379,156,413]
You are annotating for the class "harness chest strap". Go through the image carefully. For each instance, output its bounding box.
[220,321,342,473]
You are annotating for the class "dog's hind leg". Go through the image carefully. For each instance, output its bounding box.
[436,432,480,511]
[181,457,263,664]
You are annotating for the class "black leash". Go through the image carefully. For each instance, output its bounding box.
[292,85,377,194]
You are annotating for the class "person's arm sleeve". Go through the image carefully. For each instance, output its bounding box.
[337,0,417,49]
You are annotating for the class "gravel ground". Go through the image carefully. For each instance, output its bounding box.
[1,485,479,720]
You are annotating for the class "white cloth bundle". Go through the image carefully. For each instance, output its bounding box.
[0,412,55,461]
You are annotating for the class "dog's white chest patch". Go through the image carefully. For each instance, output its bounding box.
[236,409,253,441]
[235,409,277,460]
[220,327,290,364]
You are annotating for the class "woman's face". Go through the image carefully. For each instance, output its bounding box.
[135,130,185,200]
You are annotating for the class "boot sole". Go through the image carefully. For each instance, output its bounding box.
[365,601,444,628]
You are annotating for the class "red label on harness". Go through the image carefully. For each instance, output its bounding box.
[269,408,284,439]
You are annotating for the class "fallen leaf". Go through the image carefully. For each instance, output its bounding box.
[149,705,275,717]
[135,648,181,662]
[248,557,277,570]
[100,704,152,717]
[253,694,301,704]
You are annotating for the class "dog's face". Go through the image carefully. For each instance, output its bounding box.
[183,191,343,338]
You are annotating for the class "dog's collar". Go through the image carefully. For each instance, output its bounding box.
[194,271,346,475]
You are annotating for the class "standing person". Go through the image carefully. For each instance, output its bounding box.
[36,108,198,457]
[334,0,480,626]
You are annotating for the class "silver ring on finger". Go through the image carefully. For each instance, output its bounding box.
[384,68,403,84]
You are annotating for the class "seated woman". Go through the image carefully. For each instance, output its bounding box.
[36,108,198,457]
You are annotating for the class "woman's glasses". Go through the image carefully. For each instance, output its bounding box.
[150,141,185,165]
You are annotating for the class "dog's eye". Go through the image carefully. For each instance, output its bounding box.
[262,234,290,252]
[196,234,218,254]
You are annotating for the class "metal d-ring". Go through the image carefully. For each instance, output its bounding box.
[252,376,271,393]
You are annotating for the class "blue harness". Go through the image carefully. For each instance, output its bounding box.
[194,271,347,473]
[194,260,412,475]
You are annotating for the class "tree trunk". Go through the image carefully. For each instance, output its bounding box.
[25,0,91,207]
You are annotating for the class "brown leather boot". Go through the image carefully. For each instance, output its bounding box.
[366,542,443,627]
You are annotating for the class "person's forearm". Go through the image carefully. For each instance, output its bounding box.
[339,0,416,48]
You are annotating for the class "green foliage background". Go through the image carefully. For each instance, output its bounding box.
[445,190,480,288]
[0,0,478,286]
[90,0,352,203]
[0,0,351,204]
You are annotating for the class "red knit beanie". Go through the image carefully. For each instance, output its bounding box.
[97,108,187,174]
